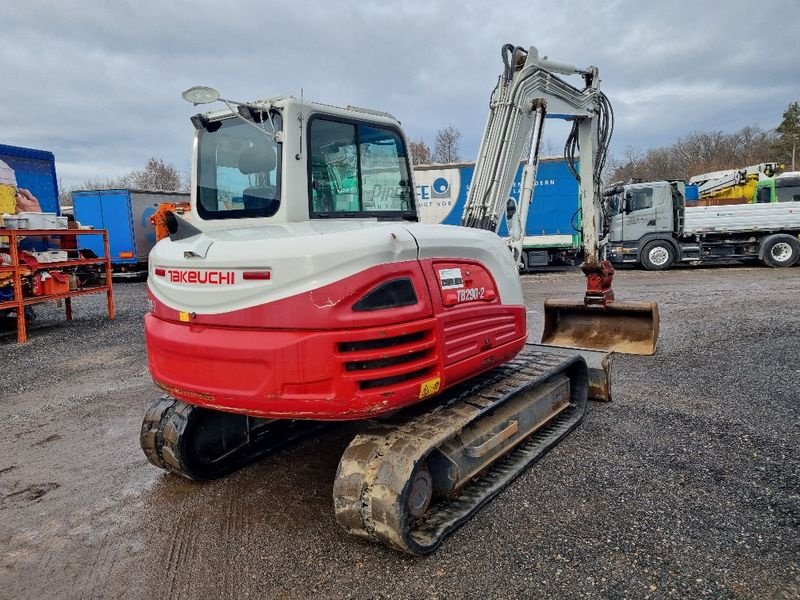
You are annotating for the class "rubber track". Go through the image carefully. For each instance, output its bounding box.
[140,396,176,471]
[333,347,588,554]
[140,396,325,480]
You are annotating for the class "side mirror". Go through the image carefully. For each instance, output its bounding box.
[623,197,632,215]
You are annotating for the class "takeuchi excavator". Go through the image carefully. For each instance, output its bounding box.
[141,43,659,554]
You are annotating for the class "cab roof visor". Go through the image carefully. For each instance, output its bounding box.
[190,113,221,132]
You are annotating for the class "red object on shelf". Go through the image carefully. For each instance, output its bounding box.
[42,272,69,295]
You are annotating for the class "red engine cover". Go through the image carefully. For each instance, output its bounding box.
[146,259,526,420]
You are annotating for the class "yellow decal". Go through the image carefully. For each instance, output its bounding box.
[179,311,190,322]
[419,376,441,399]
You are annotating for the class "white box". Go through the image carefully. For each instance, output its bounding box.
[2,214,30,229]
[26,250,68,263]
[27,251,52,263]
[17,212,60,229]
[47,250,68,262]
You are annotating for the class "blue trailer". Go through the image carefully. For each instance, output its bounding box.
[414,157,580,268]
[0,144,60,214]
[72,189,189,278]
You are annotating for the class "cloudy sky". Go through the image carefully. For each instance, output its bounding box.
[4,0,799,188]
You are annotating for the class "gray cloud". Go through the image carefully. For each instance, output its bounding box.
[3,0,799,187]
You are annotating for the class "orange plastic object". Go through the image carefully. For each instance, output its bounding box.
[151,203,191,241]
[42,272,69,295]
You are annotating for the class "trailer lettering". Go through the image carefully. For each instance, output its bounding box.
[167,270,235,285]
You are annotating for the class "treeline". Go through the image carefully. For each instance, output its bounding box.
[607,101,800,182]
[606,127,777,183]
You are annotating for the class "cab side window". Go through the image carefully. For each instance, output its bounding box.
[308,118,412,216]
[628,189,654,212]
[309,120,359,213]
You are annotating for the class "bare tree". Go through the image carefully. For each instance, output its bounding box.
[122,157,186,191]
[606,145,646,184]
[432,126,462,164]
[59,177,123,206]
[542,139,558,158]
[409,138,432,165]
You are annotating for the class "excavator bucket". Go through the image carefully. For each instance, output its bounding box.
[541,298,660,356]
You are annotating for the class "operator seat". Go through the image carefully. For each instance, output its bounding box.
[239,143,279,216]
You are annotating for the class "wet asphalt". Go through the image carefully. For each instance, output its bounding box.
[0,265,797,599]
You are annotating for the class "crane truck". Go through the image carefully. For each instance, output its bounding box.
[688,163,780,206]
[140,44,658,554]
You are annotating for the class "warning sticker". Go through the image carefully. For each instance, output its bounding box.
[438,268,464,289]
[419,376,441,399]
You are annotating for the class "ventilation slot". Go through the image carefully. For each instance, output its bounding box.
[358,368,432,390]
[345,350,430,372]
[339,330,427,353]
[353,278,417,312]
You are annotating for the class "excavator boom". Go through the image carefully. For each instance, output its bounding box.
[460,45,659,356]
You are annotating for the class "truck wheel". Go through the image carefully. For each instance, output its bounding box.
[641,241,675,271]
[762,236,800,267]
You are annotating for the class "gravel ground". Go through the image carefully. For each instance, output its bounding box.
[0,265,797,599]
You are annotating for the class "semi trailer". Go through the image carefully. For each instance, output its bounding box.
[605,180,800,269]
[414,159,581,268]
[72,188,189,278]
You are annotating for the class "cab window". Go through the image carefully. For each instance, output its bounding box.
[755,186,772,203]
[627,188,654,212]
[308,118,414,217]
[197,114,282,220]
[776,177,800,203]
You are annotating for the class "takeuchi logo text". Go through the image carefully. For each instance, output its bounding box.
[168,270,235,284]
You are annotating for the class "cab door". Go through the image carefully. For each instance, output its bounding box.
[622,185,672,239]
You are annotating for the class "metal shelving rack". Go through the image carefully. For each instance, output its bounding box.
[0,228,115,342]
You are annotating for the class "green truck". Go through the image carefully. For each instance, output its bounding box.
[754,172,800,204]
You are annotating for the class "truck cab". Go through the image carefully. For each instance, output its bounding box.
[605,181,681,267]
[754,172,800,204]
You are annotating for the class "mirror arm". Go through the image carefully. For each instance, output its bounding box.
[219,98,279,141]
